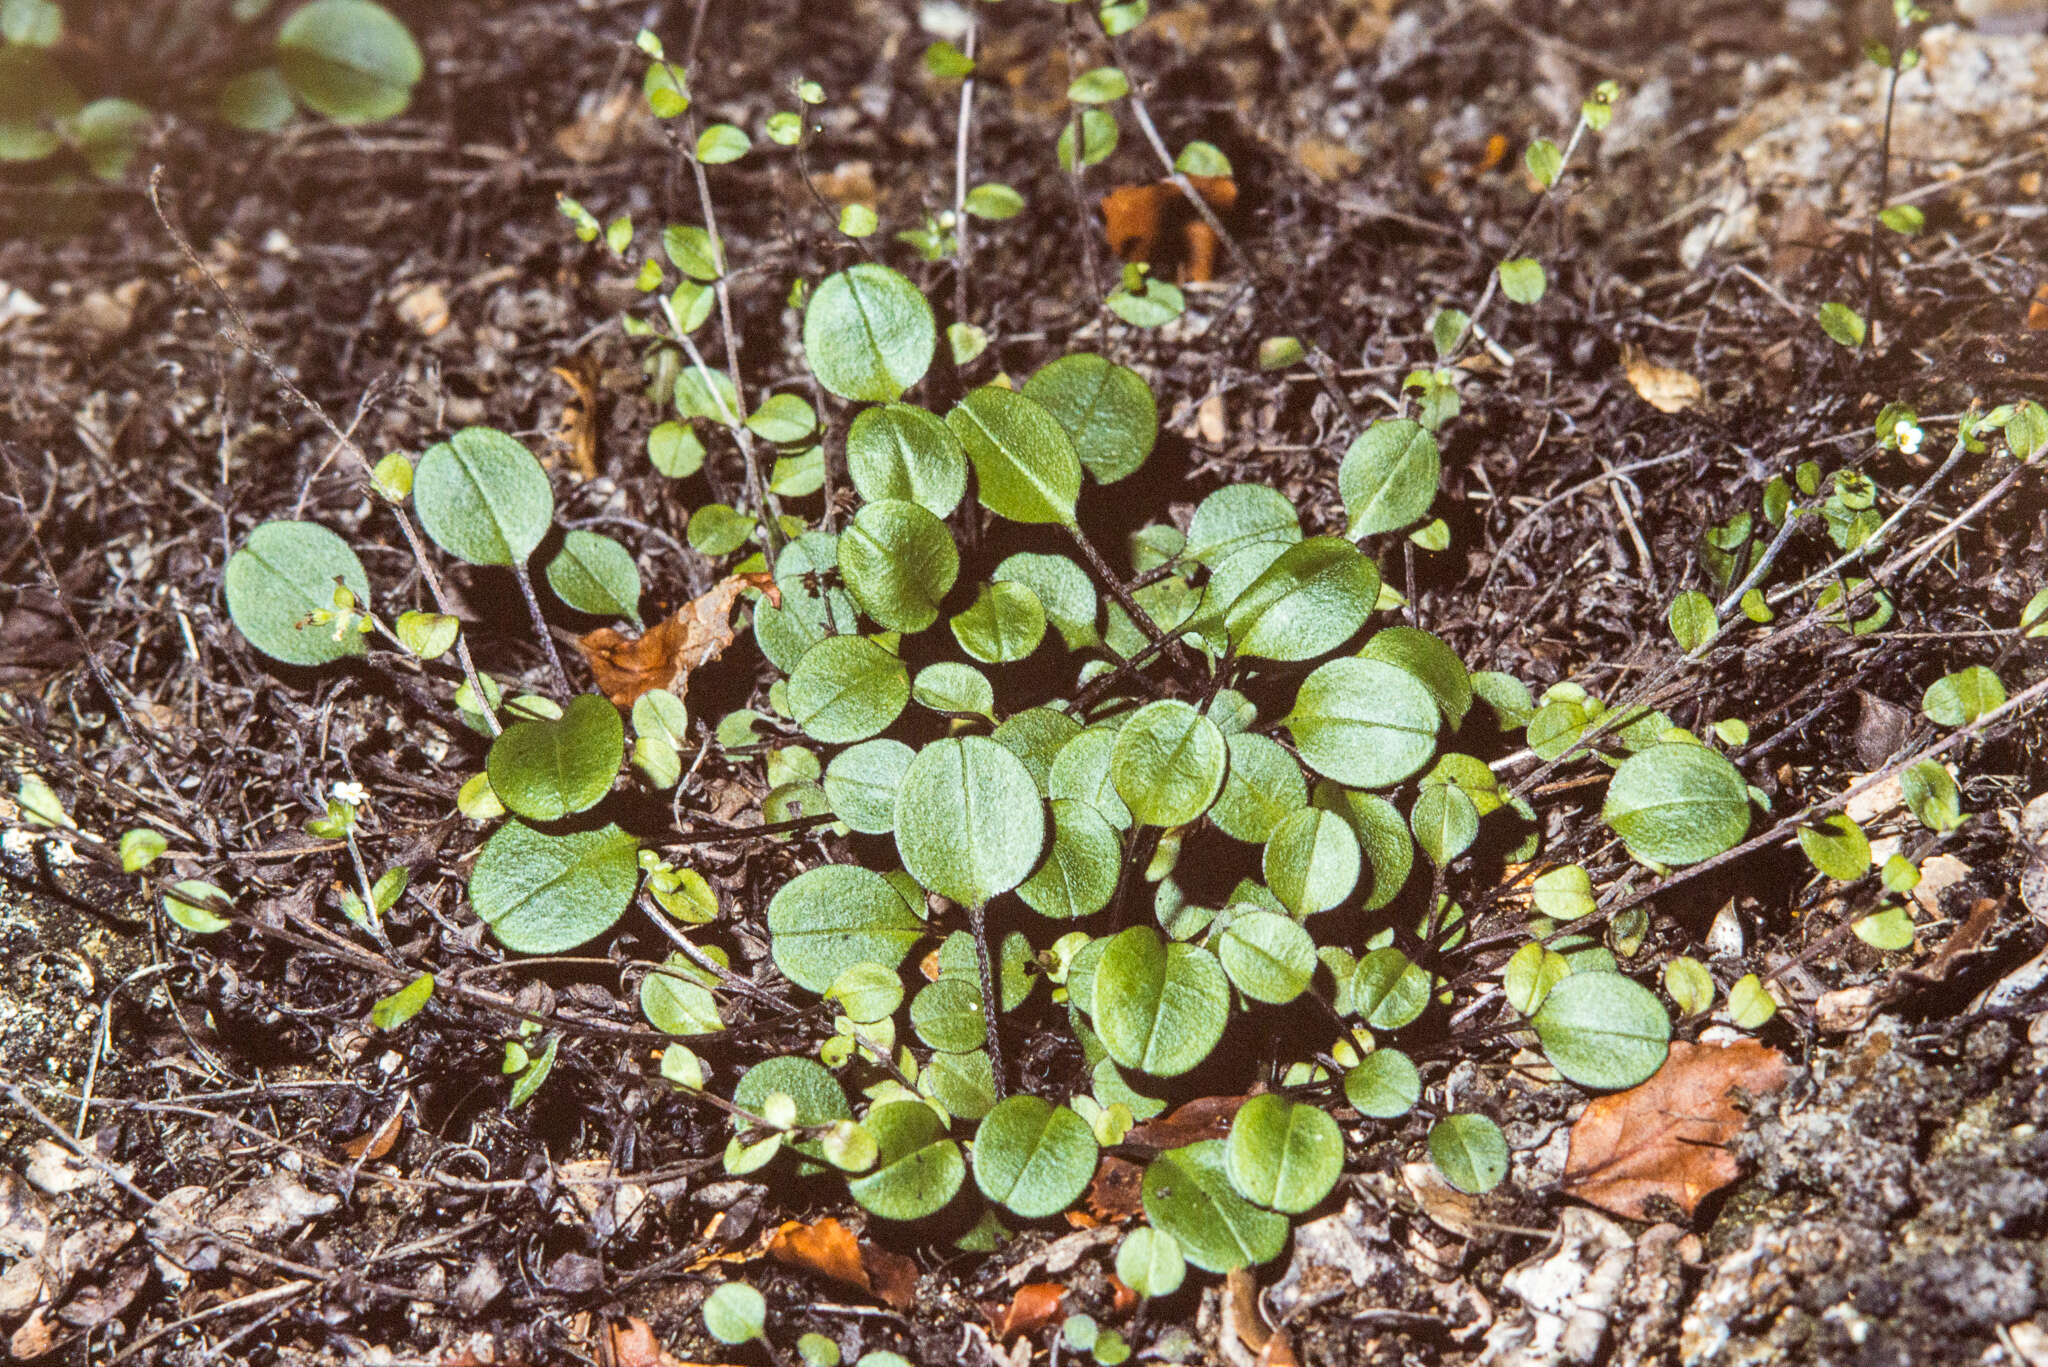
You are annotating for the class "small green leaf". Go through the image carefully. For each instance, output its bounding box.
[895,737,1045,907]
[1186,486,1301,568]
[1818,301,1867,348]
[964,182,1025,220]
[1428,1114,1508,1193]
[923,39,975,78]
[486,694,623,823]
[1798,813,1871,881]
[1921,665,2005,727]
[119,828,168,872]
[745,392,818,445]
[1057,107,1118,170]
[164,880,234,935]
[803,264,937,403]
[1726,973,1777,1028]
[1105,275,1184,327]
[663,224,723,281]
[414,427,555,566]
[1497,257,1546,305]
[1174,140,1230,177]
[1602,744,1750,866]
[768,864,925,993]
[223,521,372,667]
[846,403,968,517]
[641,952,725,1036]
[1112,700,1228,829]
[1284,658,1440,790]
[695,122,749,163]
[1663,956,1715,1016]
[847,1100,965,1220]
[509,1034,557,1106]
[1852,906,1916,951]
[468,821,641,954]
[371,973,433,1029]
[1068,65,1129,103]
[1879,203,1925,235]
[1210,733,1307,844]
[1524,137,1562,187]
[1529,970,1671,1089]
[1900,761,1963,831]
[995,553,1100,650]
[702,1283,766,1344]
[1343,1049,1420,1119]
[1217,911,1317,1003]
[1115,1227,1186,1298]
[788,635,910,744]
[275,0,421,124]
[687,504,754,557]
[1224,1093,1342,1214]
[1023,353,1157,485]
[1340,419,1440,537]
[1141,1141,1289,1272]
[974,1096,1099,1218]
[1093,927,1229,1077]
[1222,537,1379,662]
[947,386,1083,526]
[1017,799,1121,920]
[1667,590,1716,653]
[545,530,642,625]
[1261,809,1360,917]
[841,500,959,633]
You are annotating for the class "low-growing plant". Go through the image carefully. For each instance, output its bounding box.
[180,0,2048,1295]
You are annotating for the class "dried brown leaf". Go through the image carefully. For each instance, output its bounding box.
[550,355,602,479]
[577,572,777,706]
[1562,1039,1791,1220]
[1099,176,1237,283]
[986,1282,1065,1340]
[608,1317,688,1367]
[1621,343,1703,414]
[767,1217,869,1293]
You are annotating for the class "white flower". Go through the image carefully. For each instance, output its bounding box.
[330,781,369,807]
[1895,421,1924,455]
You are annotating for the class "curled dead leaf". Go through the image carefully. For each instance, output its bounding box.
[1099,176,1238,283]
[578,572,777,706]
[1562,1039,1791,1220]
[342,1104,404,1162]
[767,1217,868,1292]
[1621,343,1703,414]
[986,1282,1065,1340]
[550,354,602,479]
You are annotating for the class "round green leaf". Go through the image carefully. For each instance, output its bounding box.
[823,739,916,835]
[1798,813,1872,881]
[911,977,987,1052]
[1224,1094,1343,1214]
[946,386,1082,526]
[73,97,149,180]
[1262,808,1360,916]
[1284,658,1440,789]
[1601,744,1750,866]
[1115,1227,1186,1299]
[163,880,233,935]
[486,693,623,822]
[275,0,421,124]
[1093,927,1229,1077]
[1532,864,1596,920]
[767,864,926,993]
[414,427,555,566]
[702,1283,766,1344]
[803,264,936,403]
[1922,665,2005,727]
[217,66,296,131]
[649,420,707,478]
[1410,783,1478,867]
[1185,485,1300,567]
[991,708,1084,791]
[641,953,724,1036]
[1141,1141,1289,1273]
[921,1048,998,1121]
[1428,1114,1508,1194]
[952,581,1048,663]
[1018,799,1121,919]
[1340,419,1440,537]
[1217,911,1316,1004]
[1343,1049,1420,1119]
[1359,626,1473,728]
[0,46,78,161]
[696,121,750,163]
[755,533,859,671]
[545,530,642,625]
[688,504,754,557]
[1347,946,1429,1029]
[913,662,996,720]
[1223,537,1378,662]
[1498,257,1546,305]
[995,553,1100,650]
[1211,733,1307,844]
[788,635,910,744]
[1313,785,1413,911]
[1049,727,1132,830]
[1529,970,1671,1090]
[1668,590,1716,653]
[745,391,816,443]
[847,1100,965,1220]
[1112,701,1227,829]
[223,521,372,667]
[845,403,967,517]
[734,1054,851,1154]
[469,821,641,953]
[841,499,959,632]
[895,737,1046,906]
[1022,353,1157,484]
[974,1096,1099,1219]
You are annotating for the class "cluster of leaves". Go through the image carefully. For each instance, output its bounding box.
[0,0,421,185]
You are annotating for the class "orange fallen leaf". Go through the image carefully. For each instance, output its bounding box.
[1099,176,1238,283]
[1562,1038,1791,1220]
[1107,1276,1137,1316]
[986,1282,1065,1340]
[2029,282,2048,332]
[768,1217,869,1292]
[550,355,602,479]
[609,1317,689,1367]
[1478,131,1508,174]
[342,1102,404,1162]
[862,1244,919,1311]
[578,572,777,706]
[1621,343,1704,414]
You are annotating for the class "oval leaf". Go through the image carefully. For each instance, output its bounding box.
[223,521,371,667]
[414,427,555,566]
[803,264,936,403]
[895,737,1046,906]
[470,821,641,954]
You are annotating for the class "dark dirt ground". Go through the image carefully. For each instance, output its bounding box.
[4,0,2048,1364]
